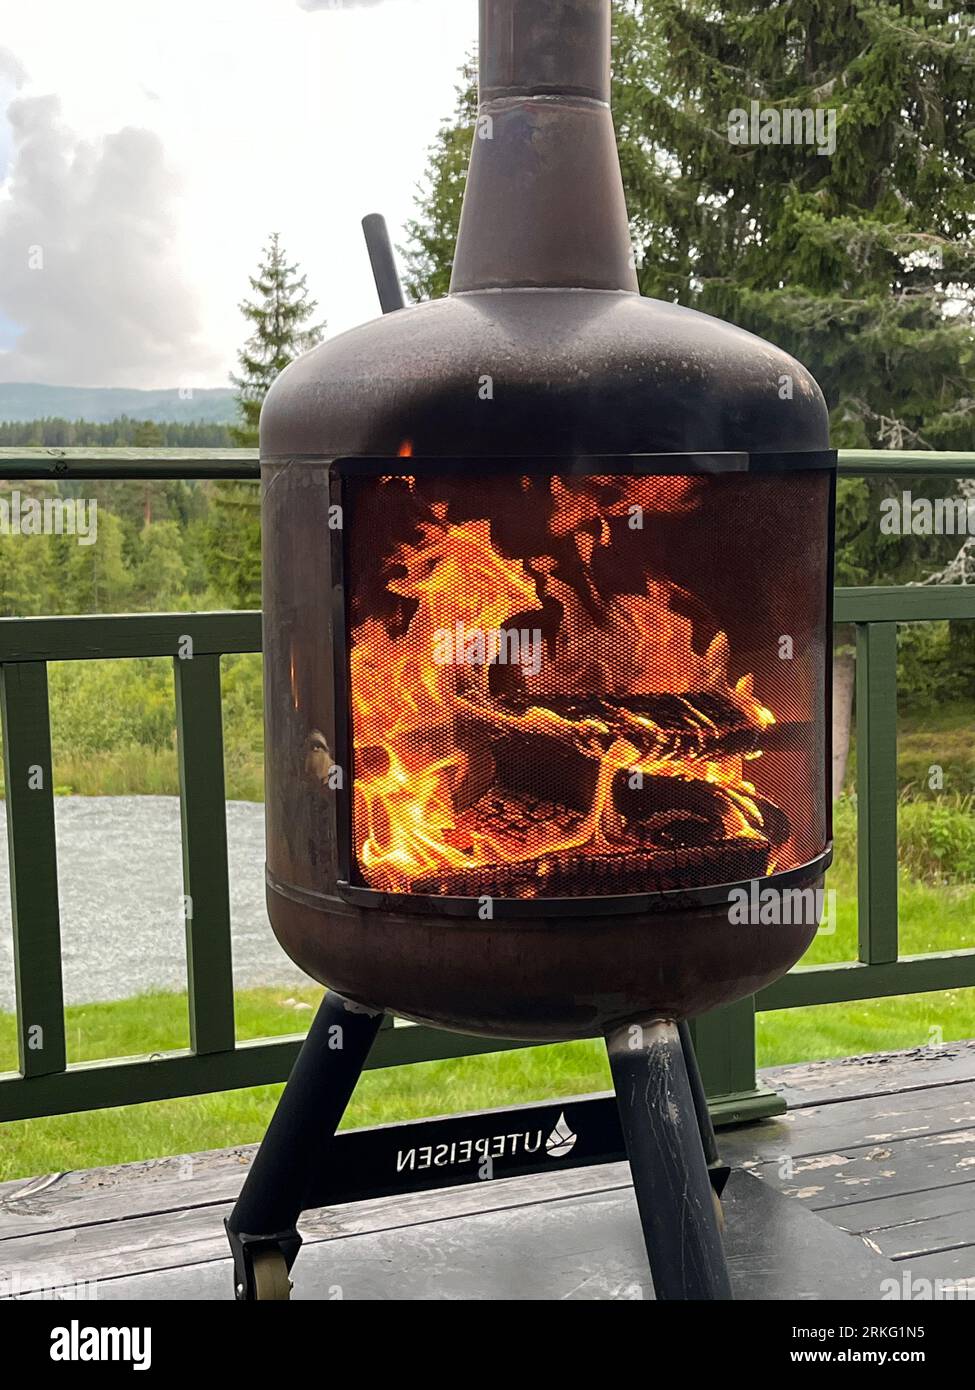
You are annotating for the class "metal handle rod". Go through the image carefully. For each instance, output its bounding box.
[362,213,406,314]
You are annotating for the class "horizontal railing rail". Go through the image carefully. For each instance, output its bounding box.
[0,447,973,1124]
[1,445,975,476]
[0,447,260,479]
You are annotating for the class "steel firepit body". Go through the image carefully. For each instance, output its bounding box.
[264,440,834,1042]
[262,236,834,1034]
[261,0,835,1039]
[231,0,838,1303]
[261,4,836,1045]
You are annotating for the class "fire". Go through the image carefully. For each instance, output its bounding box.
[349,475,786,897]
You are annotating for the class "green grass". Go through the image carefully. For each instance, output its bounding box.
[49,745,264,803]
[1,970,974,1182]
[895,704,975,798]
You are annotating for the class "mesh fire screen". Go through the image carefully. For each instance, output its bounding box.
[342,466,829,900]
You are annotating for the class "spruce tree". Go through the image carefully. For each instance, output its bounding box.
[208,235,324,607]
[613,0,975,452]
[230,232,324,446]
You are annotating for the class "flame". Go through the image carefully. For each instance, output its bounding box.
[349,475,785,896]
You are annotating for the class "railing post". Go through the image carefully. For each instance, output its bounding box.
[688,997,784,1124]
[0,662,67,1078]
[855,622,899,964]
[174,652,236,1055]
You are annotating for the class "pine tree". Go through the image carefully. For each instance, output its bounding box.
[230,232,324,446]
[59,511,131,615]
[613,0,975,452]
[131,421,165,527]
[207,235,324,607]
[204,482,264,609]
[133,521,188,611]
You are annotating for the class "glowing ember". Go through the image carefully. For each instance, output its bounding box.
[349,475,788,897]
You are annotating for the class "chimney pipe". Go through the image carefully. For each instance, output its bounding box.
[479,0,612,102]
[449,0,638,295]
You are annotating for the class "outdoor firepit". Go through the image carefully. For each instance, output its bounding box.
[227,0,835,1302]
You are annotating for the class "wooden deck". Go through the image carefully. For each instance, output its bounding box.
[2,1040,975,1300]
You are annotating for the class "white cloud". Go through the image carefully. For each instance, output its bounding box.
[0,94,217,386]
[0,0,478,388]
[0,47,26,86]
[0,45,27,182]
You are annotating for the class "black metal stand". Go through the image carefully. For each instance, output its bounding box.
[678,1018,732,1202]
[225,992,385,1300]
[228,996,733,1300]
[606,1017,734,1300]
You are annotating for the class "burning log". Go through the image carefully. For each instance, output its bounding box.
[614,777,791,850]
[410,838,773,899]
[457,689,793,765]
[488,730,600,811]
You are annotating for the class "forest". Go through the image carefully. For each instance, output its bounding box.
[0,432,262,800]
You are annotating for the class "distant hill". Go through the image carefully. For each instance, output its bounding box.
[0,383,238,425]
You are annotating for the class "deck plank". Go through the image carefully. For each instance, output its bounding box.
[746,1124,975,1210]
[2,1041,974,1299]
[833,1181,975,1235]
[721,1079,975,1167]
[0,1165,636,1287]
[9,1170,897,1302]
[763,1039,975,1106]
[893,1248,975,1285]
[859,1206,975,1261]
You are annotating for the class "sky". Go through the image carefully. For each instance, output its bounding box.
[0,0,479,389]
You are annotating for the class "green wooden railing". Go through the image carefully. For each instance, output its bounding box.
[0,446,973,1126]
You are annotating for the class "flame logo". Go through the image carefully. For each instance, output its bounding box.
[545,1111,577,1158]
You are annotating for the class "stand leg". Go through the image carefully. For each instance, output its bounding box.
[606,1017,733,1301]
[226,991,385,1300]
[678,1019,730,1201]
